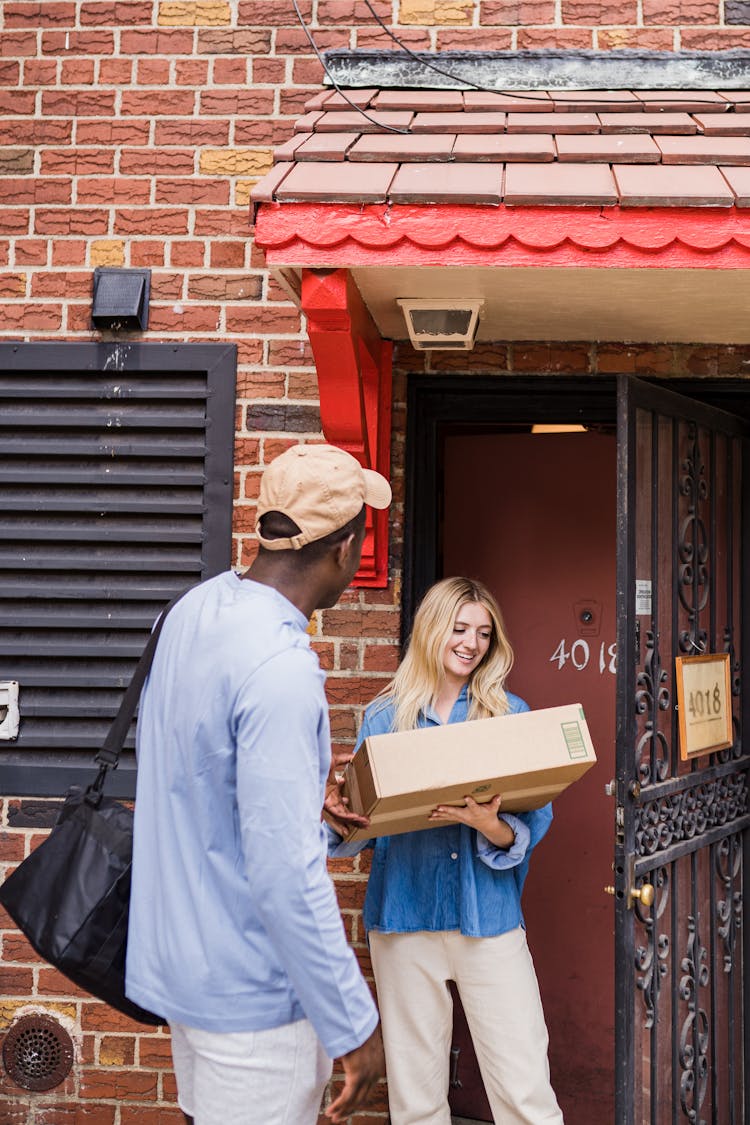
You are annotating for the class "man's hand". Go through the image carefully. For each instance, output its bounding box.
[428,794,515,849]
[325,1024,385,1123]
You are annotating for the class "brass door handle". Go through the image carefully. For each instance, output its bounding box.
[604,883,655,908]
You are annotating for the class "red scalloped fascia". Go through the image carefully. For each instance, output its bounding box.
[255,202,750,268]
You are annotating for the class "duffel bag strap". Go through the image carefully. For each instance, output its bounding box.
[89,587,193,793]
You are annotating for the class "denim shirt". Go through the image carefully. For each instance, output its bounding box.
[330,686,553,938]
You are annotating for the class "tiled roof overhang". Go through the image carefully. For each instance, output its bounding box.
[252,85,750,269]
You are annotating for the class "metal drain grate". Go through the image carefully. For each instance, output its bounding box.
[2,1015,74,1092]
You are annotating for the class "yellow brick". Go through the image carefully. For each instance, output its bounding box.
[398,0,474,22]
[235,180,254,206]
[90,240,125,267]
[99,1041,129,1066]
[158,0,231,24]
[199,149,273,176]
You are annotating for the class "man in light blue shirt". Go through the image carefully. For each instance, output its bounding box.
[126,444,390,1125]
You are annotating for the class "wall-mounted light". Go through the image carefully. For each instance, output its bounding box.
[397,298,484,351]
[91,267,151,331]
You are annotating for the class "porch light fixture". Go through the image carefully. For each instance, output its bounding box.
[91,267,151,331]
[397,298,484,351]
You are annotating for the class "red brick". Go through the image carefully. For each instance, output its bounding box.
[35,208,109,235]
[136,57,171,84]
[76,177,151,205]
[236,339,264,364]
[0,303,60,328]
[98,57,133,83]
[0,90,35,114]
[147,305,221,331]
[225,304,301,334]
[0,31,38,56]
[119,149,194,175]
[196,28,272,54]
[209,240,246,267]
[355,26,431,48]
[22,58,57,85]
[339,642,360,670]
[288,371,320,398]
[0,120,71,145]
[175,59,209,85]
[113,208,189,235]
[170,240,206,266]
[642,0,718,17]
[201,88,275,114]
[41,148,114,174]
[436,28,514,47]
[0,831,26,862]
[193,209,253,236]
[65,302,95,331]
[0,965,34,993]
[37,1106,117,1125]
[363,643,401,672]
[5,2,76,26]
[31,271,90,298]
[681,28,750,45]
[121,89,196,116]
[326,675,388,705]
[77,119,151,144]
[267,339,314,365]
[317,0,391,19]
[80,1069,158,1101]
[321,608,400,639]
[1,932,41,961]
[0,61,21,83]
[234,120,276,144]
[154,178,230,205]
[120,1109,185,1124]
[213,57,248,84]
[42,29,115,54]
[37,966,89,996]
[61,58,96,84]
[480,0,556,20]
[598,28,676,46]
[564,0,636,17]
[131,241,167,266]
[80,1003,147,1033]
[13,239,48,266]
[511,342,591,372]
[292,57,326,84]
[120,28,195,53]
[0,209,30,235]
[238,0,312,23]
[517,27,594,44]
[52,239,86,265]
[80,2,154,24]
[42,89,116,115]
[595,344,675,374]
[153,120,230,145]
[252,58,285,84]
[135,1030,174,1066]
[188,273,262,300]
[98,1034,136,1066]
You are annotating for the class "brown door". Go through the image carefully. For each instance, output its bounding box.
[442,430,617,1123]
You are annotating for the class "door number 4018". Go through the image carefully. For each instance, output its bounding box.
[550,639,617,674]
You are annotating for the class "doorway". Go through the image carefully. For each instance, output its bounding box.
[404,374,750,1124]
[443,429,617,1123]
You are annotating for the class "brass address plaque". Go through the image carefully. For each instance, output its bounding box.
[675,653,733,760]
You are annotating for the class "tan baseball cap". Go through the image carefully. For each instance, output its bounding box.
[256,443,392,551]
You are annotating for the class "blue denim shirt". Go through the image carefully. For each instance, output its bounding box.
[330,687,553,938]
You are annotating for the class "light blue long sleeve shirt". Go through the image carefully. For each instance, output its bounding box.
[330,688,553,938]
[126,572,378,1058]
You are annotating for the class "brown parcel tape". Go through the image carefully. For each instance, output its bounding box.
[339,702,597,842]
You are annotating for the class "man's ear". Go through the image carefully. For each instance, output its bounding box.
[332,532,357,569]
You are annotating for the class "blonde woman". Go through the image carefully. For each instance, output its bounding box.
[329,577,563,1125]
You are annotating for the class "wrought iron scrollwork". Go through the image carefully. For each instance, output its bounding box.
[715,834,743,975]
[635,772,748,858]
[679,915,709,1124]
[635,866,670,1029]
[635,628,671,785]
[678,423,709,656]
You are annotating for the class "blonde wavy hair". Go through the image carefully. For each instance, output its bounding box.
[376,577,515,732]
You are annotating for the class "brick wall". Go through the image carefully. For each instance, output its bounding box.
[1,0,750,1119]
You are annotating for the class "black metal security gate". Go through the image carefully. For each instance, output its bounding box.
[615,376,750,1124]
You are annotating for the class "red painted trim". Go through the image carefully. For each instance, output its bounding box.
[256,202,750,269]
[301,269,391,588]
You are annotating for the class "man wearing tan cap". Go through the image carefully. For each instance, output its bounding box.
[127,444,390,1125]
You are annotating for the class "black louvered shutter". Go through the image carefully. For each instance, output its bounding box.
[0,342,236,797]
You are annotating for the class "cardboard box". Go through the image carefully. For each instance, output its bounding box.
[339,702,596,841]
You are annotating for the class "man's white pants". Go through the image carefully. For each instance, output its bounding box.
[169,1017,332,1125]
[369,927,564,1125]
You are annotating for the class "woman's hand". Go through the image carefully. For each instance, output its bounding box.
[429,794,515,849]
[323,757,370,834]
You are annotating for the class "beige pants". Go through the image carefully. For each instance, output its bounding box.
[369,928,564,1125]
